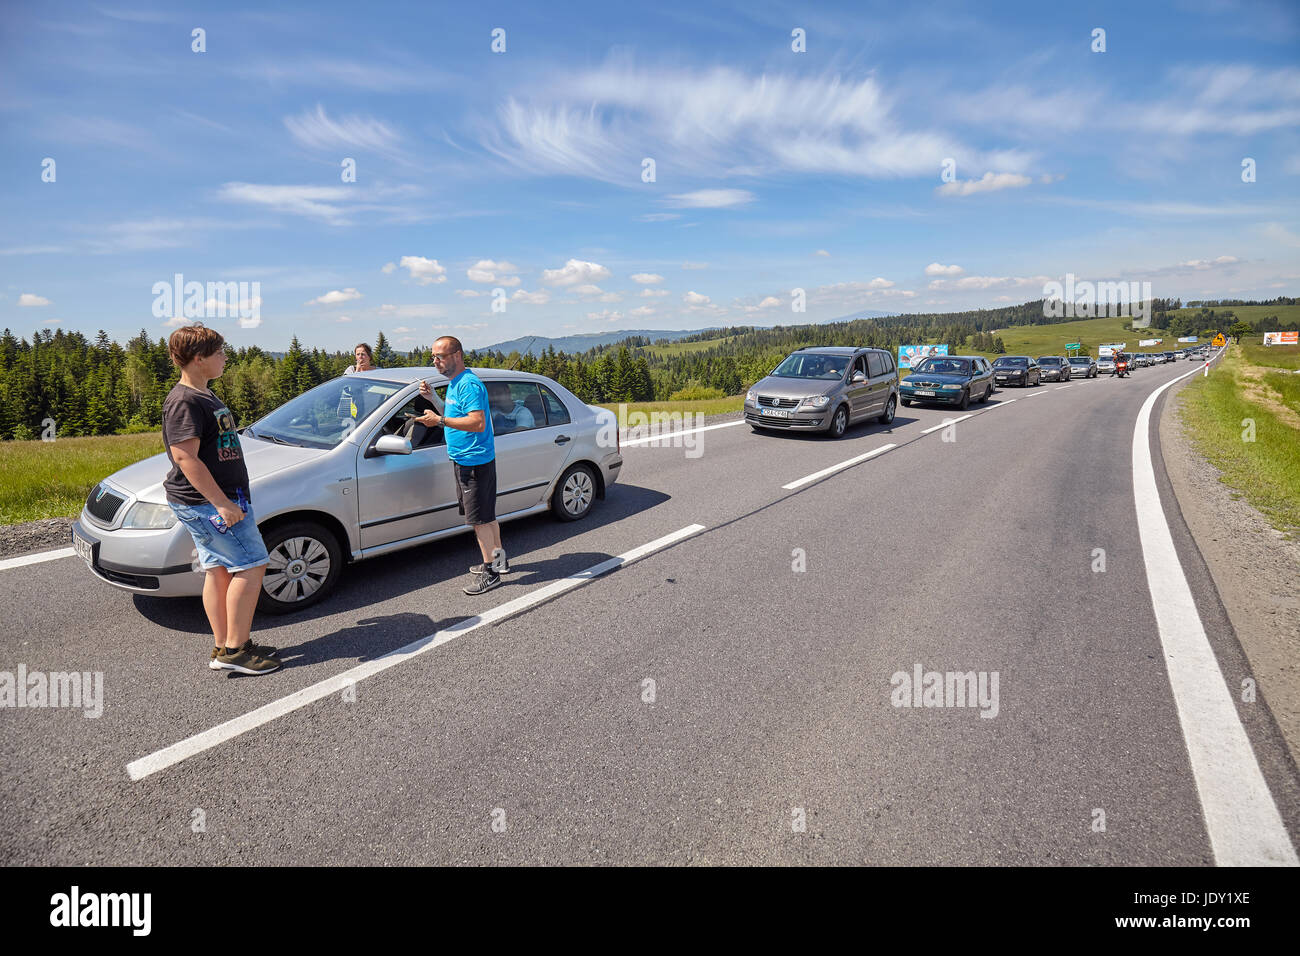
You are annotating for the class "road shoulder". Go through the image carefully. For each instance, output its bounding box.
[1160,375,1300,766]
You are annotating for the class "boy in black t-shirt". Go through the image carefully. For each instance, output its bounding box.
[162,324,279,676]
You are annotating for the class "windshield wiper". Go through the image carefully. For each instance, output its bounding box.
[251,430,301,447]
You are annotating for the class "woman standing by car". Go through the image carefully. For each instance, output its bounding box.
[345,343,377,374]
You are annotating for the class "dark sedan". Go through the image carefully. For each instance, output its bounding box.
[991,355,1041,387]
[1037,356,1071,382]
[900,355,995,409]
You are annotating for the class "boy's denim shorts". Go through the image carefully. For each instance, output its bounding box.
[169,501,270,573]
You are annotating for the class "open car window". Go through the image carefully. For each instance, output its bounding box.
[376,385,447,450]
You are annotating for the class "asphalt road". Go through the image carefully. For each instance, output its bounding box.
[3,357,1297,865]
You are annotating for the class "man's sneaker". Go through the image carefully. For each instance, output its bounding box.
[209,640,277,670]
[490,548,510,574]
[212,644,282,676]
[463,569,501,595]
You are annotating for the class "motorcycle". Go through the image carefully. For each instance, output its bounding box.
[1114,357,1130,378]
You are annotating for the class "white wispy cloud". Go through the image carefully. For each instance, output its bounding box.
[306,288,362,305]
[511,289,551,304]
[18,293,51,306]
[541,258,611,286]
[664,189,755,209]
[936,172,1033,197]
[630,273,664,284]
[925,263,964,276]
[284,104,405,160]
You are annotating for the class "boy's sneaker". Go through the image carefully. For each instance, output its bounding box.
[212,644,282,676]
[209,640,276,670]
[463,568,501,595]
[490,548,510,574]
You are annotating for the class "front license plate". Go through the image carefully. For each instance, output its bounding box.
[72,528,95,566]
[760,407,790,418]
[915,389,935,397]
[996,376,1009,381]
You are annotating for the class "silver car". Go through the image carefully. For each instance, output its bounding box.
[744,346,899,438]
[70,368,624,613]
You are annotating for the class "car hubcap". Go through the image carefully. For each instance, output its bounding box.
[563,472,593,515]
[264,536,330,602]
[835,410,846,432]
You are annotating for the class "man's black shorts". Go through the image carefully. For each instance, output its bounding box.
[453,460,497,525]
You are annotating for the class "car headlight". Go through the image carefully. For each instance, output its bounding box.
[122,502,177,529]
[745,389,757,406]
[939,384,962,390]
[802,395,831,407]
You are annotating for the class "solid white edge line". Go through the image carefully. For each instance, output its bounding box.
[126,523,707,782]
[920,414,971,435]
[621,419,746,447]
[781,444,896,490]
[1132,352,1296,866]
[0,547,76,571]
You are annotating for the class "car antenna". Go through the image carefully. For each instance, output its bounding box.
[508,336,538,370]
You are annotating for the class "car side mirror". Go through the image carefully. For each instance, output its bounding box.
[851,371,866,384]
[371,434,413,456]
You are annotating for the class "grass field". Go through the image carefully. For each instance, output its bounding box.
[1165,304,1300,329]
[0,432,165,525]
[644,335,740,358]
[1176,343,1300,537]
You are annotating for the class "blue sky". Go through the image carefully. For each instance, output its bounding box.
[2,0,1298,352]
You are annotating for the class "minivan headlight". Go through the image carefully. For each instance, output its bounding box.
[802,395,831,407]
[122,502,177,529]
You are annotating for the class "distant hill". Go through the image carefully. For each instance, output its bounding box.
[478,311,904,356]
[476,329,718,356]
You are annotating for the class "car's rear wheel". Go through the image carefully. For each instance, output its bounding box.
[958,388,970,410]
[258,520,343,614]
[979,382,991,403]
[552,463,597,521]
[877,395,897,424]
[827,404,849,438]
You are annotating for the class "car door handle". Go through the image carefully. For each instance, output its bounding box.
[554,435,571,445]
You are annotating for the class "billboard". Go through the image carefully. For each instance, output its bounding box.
[1177,336,1198,343]
[898,344,949,369]
[1263,331,1299,346]
[1098,342,1126,356]
[1138,338,1162,347]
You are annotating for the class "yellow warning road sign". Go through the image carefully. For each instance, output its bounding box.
[1212,334,1226,347]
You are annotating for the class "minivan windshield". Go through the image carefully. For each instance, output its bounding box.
[771,353,849,380]
[249,377,407,449]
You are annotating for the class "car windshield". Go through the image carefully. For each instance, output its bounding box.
[1039,358,1062,365]
[914,358,970,375]
[249,377,408,449]
[1069,358,1089,364]
[994,357,1028,367]
[772,353,848,380]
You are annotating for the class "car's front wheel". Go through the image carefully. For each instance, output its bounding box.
[552,463,597,521]
[827,404,849,438]
[877,394,897,424]
[258,520,343,614]
[958,388,970,410]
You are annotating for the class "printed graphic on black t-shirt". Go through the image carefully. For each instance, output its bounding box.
[161,384,251,505]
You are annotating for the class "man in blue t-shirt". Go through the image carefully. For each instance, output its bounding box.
[416,336,509,595]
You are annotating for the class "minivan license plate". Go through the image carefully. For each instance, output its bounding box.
[760,407,789,418]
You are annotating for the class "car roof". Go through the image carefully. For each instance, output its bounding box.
[340,367,556,387]
[796,346,883,355]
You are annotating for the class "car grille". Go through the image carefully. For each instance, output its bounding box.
[757,396,800,408]
[85,483,126,525]
[908,380,946,388]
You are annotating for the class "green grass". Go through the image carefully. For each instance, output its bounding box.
[1239,341,1300,371]
[644,335,739,358]
[987,314,1143,356]
[597,396,743,424]
[1166,304,1300,331]
[1177,345,1300,537]
[0,432,165,524]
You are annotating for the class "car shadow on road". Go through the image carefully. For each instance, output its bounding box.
[131,482,669,636]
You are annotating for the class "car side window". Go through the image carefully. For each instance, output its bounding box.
[866,352,885,378]
[489,382,544,434]
[853,355,868,377]
[381,392,445,450]
[883,351,895,374]
[539,384,571,426]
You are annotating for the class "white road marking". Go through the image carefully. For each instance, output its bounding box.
[921,414,971,435]
[1024,389,1046,397]
[621,419,745,447]
[1132,357,1296,866]
[0,547,76,571]
[986,398,1017,409]
[1056,384,1073,390]
[781,444,896,490]
[127,524,707,782]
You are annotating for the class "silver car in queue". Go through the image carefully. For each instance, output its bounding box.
[70,368,624,614]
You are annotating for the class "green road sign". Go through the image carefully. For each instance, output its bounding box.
[1065,343,1081,350]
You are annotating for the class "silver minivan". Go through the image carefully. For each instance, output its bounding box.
[70,368,623,613]
[744,346,899,437]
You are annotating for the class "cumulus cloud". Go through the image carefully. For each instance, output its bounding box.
[683,291,711,305]
[924,262,964,276]
[629,306,655,317]
[511,289,551,304]
[455,289,485,297]
[306,288,362,306]
[18,293,50,306]
[541,258,611,286]
[466,258,521,286]
[936,172,1033,197]
[398,255,447,285]
[588,310,623,321]
[630,273,664,284]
